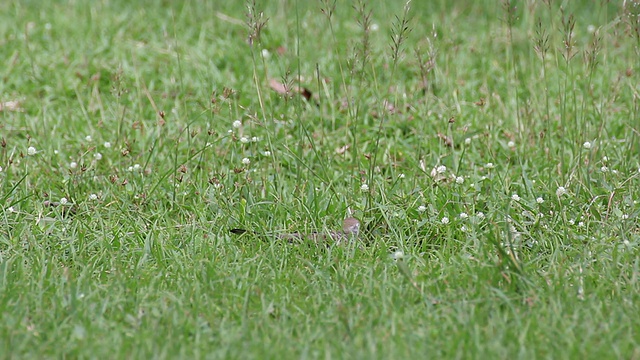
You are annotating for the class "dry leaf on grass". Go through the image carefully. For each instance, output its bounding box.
[0,100,24,112]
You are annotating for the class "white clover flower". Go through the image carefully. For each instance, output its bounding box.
[8,206,15,213]
[398,173,405,179]
[459,212,468,219]
[441,217,450,225]
[578,221,584,227]
[232,120,242,128]
[133,164,141,171]
[602,156,608,162]
[240,137,250,144]
[89,194,98,200]
[507,141,515,148]
[464,138,471,145]
[94,152,102,160]
[511,194,521,202]
[568,219,575,225]
[262,151,271,156]
[583,141,592,149]
[485,162,495,169]
[556,186,567,197]
[455,176,464,184]
[360,183,369,192]
[622,214,629,220]
[60,197,68,205]
[536,197,544,204]
[104,142,111,148]
[242,158,250,165]
[27,146,37,156]
[391,250,404,260]
[461,225,467,232]
[419,159,427,172]
[437,165,447,174]
[476,212,485,219]
[251,136,259,142]
[85,135,92,142]
[70,162,78,169]
[417,205,427,212]
[600,166,609,172]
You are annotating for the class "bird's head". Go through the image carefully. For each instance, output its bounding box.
[342,217,360,236]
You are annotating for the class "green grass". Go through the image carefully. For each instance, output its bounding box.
[1,0,639,358]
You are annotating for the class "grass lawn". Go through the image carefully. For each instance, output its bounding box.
[1,0,639,358]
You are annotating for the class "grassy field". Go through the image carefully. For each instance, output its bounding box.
[1,0,639,358]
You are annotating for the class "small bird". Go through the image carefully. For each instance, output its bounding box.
[230,217,360,245]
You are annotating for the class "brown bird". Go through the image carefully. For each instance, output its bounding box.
[230,217,360,245]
